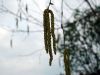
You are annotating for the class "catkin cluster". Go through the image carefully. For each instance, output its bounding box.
[43,8,56,66]
[63,49,71,75]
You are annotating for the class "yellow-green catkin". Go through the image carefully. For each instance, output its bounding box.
[63,49,71,75]
[47,9,53,66]
[49,10,56,55]
[43,9,49,53]
[43,8,56,66]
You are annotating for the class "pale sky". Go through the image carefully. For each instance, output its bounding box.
[0,0,100,75]
[0,0,63,75]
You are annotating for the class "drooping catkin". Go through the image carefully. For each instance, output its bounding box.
[10,39,13,48]
[16,18,18,29]
[63,49,71,75]
[49,10,56,55]
[43,8,56,66]
[27,25,29,35]
[46,9,53,66]
[43,9,49,53]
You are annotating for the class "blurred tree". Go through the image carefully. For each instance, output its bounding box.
[58,5,100,75]
[0,0,100,75]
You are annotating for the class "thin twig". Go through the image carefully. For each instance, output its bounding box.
[85,0,96,15]
[48,0,53,9]
[61,0,65,49]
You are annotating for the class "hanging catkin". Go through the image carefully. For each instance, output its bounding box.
[43,8,56,66]
[10,39,13,48]
[16,18,18,29]
[49,10,56,55]
[63,49,71,75]
[43,9,49,53]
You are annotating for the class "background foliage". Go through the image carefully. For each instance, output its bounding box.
[58,5,100,75]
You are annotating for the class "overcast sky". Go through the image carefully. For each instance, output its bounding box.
[0,0,63,75]
[0,0,100,75]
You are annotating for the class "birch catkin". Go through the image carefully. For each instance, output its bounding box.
[49,10,56,55]
[43,8,56,66]
[43,9,49,53]
[10,39,13,48]
[64,49,71,75]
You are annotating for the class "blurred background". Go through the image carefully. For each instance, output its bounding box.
[0,0,100,75]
